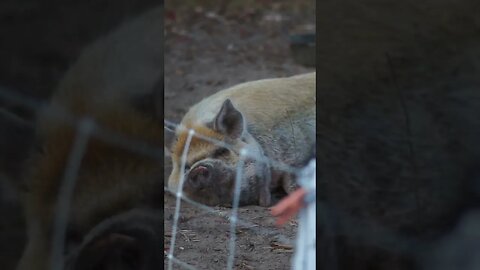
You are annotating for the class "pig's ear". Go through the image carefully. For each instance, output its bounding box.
[212,99,244,139]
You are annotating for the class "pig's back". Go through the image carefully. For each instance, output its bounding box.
[182,72,316,129]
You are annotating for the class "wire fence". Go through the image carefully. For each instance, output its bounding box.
[2,83,480,270]
[0,86,161,270]
[0,85,315,270]
[163,120,315,270]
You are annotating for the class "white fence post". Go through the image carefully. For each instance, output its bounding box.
[292,159,316,270]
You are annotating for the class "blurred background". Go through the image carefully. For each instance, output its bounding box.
[0,1,158,269]
[316,1,480,270]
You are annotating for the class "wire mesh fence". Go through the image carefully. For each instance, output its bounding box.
[0,85,164,270]
[163,120,315,270]
[3,78,480,270]
[2,77,480,270]
[0,83,316,269]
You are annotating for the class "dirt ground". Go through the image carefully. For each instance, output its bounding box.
[163,1,314,269]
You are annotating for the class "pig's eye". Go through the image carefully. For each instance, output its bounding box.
[213,147,229,157]
[184,164,191,171]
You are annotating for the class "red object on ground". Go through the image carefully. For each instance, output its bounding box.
[270,188,307,227]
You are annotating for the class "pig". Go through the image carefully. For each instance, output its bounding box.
[167,72,316,207]
[2,5,164,270]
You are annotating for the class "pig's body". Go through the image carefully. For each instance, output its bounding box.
[168,72,316,207]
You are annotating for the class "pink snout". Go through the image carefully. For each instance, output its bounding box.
[187,165,211,189]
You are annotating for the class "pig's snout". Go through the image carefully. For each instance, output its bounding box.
[186,165,211,189]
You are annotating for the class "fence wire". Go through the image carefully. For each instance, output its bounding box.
[3,83,479,270]
[163,121,312,270]
[0,85,312,270]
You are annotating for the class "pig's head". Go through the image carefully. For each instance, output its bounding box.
[167,99,272,207]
